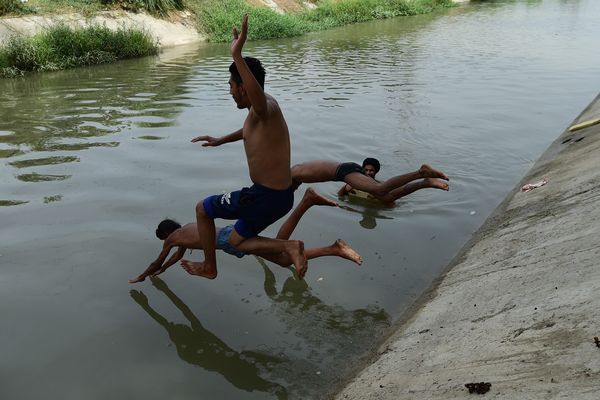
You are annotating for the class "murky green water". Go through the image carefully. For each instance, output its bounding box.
[1,1,599,398]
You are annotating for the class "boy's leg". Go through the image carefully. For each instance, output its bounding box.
[180,201,219,279]
[229,229,308,278]
[276,187,337,240]
[344,164,449,200]
[259,239,362,267]
[380,178,449,203]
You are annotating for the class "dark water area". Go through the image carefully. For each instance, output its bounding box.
[1,0,599,398]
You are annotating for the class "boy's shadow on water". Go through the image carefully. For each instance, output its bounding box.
[130,278,287,400]
[131,264,391,398]
[337,199,396,230]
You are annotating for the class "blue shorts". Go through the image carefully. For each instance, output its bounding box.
[216,225,246,258]
[203,183,295,238]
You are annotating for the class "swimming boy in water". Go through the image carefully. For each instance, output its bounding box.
[182,15,306,280]
[129,188,362,283]
[335,158,449,203]
[292,159,449,204]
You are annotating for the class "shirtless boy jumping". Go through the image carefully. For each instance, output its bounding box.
[181,15,306,279]
[129,188,362,283]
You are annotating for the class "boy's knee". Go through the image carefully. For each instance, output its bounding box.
[228,230,245,248]
[195,201,207,216]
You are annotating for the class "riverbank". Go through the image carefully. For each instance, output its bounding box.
[0,10,204,48]
[334,93,600,398]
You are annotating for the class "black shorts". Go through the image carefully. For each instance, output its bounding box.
[334,162,363,182]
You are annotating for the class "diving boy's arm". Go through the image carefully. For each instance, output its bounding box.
[191,128,243,147]
[128,241,174,283]
[153,247,187,276]
[231,15,268,117]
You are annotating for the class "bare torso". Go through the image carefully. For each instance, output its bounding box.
[243,94,291,190]
[169,224,223,249]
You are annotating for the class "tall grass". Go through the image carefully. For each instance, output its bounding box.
[196,0,454,42]
[198,0,308,43]
[0,0,32,16]
[100,0,185,15]
[0,24,158,77]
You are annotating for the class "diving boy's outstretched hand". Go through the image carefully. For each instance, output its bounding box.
[231,14,248,57]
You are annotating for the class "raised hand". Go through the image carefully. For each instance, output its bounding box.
[191,135,219,147]
[231,14,248,57]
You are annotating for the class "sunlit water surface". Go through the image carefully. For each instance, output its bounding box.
[1,0,600,398]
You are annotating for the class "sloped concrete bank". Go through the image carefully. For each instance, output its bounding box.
[0,10,203,48]
[334,95,600,400]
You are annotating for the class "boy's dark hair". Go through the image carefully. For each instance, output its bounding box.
[229,57,266,89]
[362,158,381,173]
[156,219,181,240]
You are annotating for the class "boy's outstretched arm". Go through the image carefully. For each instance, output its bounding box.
[129,242,175,283]
[231,15,268,117]
[153,246,187,276]
[191,128,243,146]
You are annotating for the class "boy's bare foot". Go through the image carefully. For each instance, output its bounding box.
[419,164,449,181]
[285,240,308,279]
[128,275,146,284]
[423,178,449,191]
[304,187,338,207]
[334,239,363,265]
[180,259,217,279]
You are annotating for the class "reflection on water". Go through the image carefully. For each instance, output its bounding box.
[131,278,288,400]
[0,45,202,205]
[254,258,390,398]
[338,201,394,230]
[133,275,389,399]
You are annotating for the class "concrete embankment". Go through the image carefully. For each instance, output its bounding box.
[335,95,600,399]
[0,11,203,48]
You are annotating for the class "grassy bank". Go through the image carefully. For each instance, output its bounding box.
[193,0,454,42]
[0,24,158,77]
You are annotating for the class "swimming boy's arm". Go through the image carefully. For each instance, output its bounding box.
[128,241,175,283]
[191,128,243,147]
[231,15,268,118]
[337,184,356,197]
[153,246,187,276]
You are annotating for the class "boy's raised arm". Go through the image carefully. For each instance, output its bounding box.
[231,15,268,117]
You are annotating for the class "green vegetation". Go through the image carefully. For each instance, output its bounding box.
[0,24,158,77]
[0,0,34,15]
[100,0,184,15]
[194,0,454,42]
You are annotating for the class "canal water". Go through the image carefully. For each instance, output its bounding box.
[1,0,599,398]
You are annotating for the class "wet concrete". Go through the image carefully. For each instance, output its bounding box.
[334,94,600,399]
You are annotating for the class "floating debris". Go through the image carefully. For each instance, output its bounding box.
[521,179,547,193]
[594,336,600,348]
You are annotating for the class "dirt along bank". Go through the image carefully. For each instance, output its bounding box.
[334,94,600,399]
[0,10,203,48]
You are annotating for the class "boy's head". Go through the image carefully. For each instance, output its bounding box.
[362,158,380,178]
[156,219,181,240]
[229,57,266,109]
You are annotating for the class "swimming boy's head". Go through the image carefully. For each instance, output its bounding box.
[229,57,266,109]
[156,219,181,240]
[362,158,380,178]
